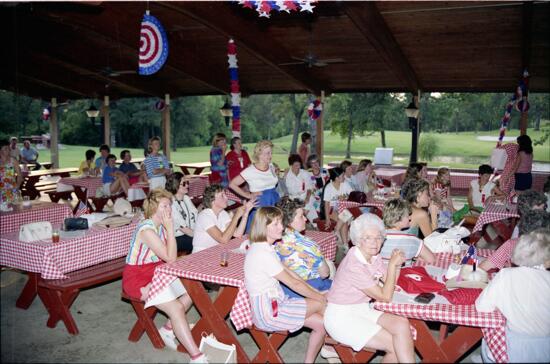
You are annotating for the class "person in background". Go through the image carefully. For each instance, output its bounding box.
[322,167,353,247]
[122,189,208,363]
[545,177,550,213]
[512,134,534,191]
[339,160,355,189]
[102,154,130,197]
[403,179,439,239]
[144,136,171,190]
[78,149,96,176]
[430,167,455,228]
[324,213,414,363]
[229,140,281,233]
[119,150,146,185]
[0,139,23,204]
[453,164,504,223]
[209,133,229,188]
[272,162,288,198]
[298,132,312,167]
[306,155,330,221]
[192,184,254,253]
[20,140,41,170]
[285,154,314,220]
[476,228,550,363]
[165,173,198,255]
[351,159,377,193]
[94,144,110,175]
[244,206,327,364]
[226,136,251,182]
[382,198,435,264]
[9,137,20,162]
[509,189,547,239]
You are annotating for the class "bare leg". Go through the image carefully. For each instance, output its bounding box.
[164,293,194,330]
[157,299,201,358]
[303,297,326,363]
[364,327,397,363]
[377,313,415,363]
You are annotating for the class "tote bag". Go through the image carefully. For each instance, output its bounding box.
[199,333,236,364]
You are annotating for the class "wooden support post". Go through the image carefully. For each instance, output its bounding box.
[102,96,110,146]
[316,91,325,166]
[162,94,171,160]
[50,98,59,168]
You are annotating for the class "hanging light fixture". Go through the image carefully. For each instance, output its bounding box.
[86,103,100,124]
[405,100,419,119]
[219,98,233,127]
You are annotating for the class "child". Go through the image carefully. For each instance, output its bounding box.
[381,198,435,264]
[431,167,455,228]
[78,149,96,176]
[244,207,327,363]
[298,132,312,167]
[102,154,130,197]
[94,144,110,176]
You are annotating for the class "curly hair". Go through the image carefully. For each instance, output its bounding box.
[383,198,411,228]
[165,172,184,195]
[252,140,274,163]
[517,190,547,216]
[512,228,550,267]
[403,179,429,205]
[143,188,173,219]
[288,153,303,168]
[202,184,224,209]
[276,196,304,227]
[306,154,319,169]
[349,213,385,246]
[518,209,550,235]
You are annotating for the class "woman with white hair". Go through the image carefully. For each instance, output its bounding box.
[324,213,415,363]
[476,228,550,363]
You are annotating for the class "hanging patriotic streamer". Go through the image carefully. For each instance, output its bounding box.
[496,70,529,146]
[228,39,241,138]
[307,99,322,121]
[42,106,51,121]
[138,10,169,76]
[239,0,317,18]
[154,100,166,111]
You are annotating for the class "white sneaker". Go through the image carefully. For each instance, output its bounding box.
[320,345,341,363]
[189,353,209,363]
[158,326,179,351]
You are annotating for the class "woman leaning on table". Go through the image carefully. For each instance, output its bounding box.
[121,189,207,363]
[0,139,23,204]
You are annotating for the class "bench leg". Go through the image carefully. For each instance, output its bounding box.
[332,345,375,363]
[16,272,39,309]
[127,301,165,349]
[249,329,287,363]
[38,287,80,335]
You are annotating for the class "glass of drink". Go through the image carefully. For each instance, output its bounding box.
[220,251,228,267]
[52,229,60,243]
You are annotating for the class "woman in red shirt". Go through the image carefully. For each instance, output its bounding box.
[226,136,251,181]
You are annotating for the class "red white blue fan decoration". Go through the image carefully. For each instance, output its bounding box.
[228,39,241,138]
[495,70,529,146]
[238,1,317,18]
[307,99,322,121]
[138,11,169,76]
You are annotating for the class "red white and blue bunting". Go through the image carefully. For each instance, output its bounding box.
[496,70,529,146]
[42,106,51,121]
[138,11,169,76]
[307,99,322,121]
[238,1,316,18]
[228,39,241,138]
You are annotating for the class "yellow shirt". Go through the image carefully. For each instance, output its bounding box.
[78,160,93,175]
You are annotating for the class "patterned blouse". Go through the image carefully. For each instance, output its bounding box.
[274,229,325,281]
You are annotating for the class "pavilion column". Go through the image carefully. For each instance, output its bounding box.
[519,109,529,135]
[315,90,325,166]
[102,96,110,146]
[409,92,420,164]
[162,94,171,160]
[50,98,59,168]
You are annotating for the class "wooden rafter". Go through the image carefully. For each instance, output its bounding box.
[344,2,421,93]
[17,74,87,98]
[521,1,533,71]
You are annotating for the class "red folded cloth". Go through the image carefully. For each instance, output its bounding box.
[397,266,446,294]
[438,288,483,305]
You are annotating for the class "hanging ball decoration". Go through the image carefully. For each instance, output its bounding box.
[515,99,530,113]
[307,99,322,121]
[42,106,51,121]
[155,100,166,111]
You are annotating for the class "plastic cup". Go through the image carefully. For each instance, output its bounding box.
[52,229,60,243]
[220,251,228,267]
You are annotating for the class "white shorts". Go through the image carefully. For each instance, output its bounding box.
[103,183,112,196]
[145,278,187,308]
[149,176,166,190]
[324,302,383,351]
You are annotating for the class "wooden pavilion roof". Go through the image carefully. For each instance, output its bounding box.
[1,1,549,101]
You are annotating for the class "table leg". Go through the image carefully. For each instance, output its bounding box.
[182,279,250,363]
[410,319,450,362]
[37,287,80,335]
[440,326,483,362]
[22,176,41,200]
[249,329,287,363]
[15,272,39,309]
[179,167,191,175]
[193,168,204,175]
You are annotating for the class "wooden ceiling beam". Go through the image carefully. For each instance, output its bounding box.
[343,2,421,93]
[521,1,533,71]
[162,1,331,95]
[17,73,87,98]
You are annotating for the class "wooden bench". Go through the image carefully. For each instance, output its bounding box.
[324,336,377,363]
[37,257,126,335]
[121,292,165,349]
[46,190,74,203]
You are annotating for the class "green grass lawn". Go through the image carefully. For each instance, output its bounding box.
[38,128,549,170]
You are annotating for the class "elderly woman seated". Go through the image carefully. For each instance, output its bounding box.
[476,228,550,363]
[324,213,415,363]
[275,197,333,298]
[192,184,254,253]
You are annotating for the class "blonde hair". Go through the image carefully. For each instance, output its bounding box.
[143,188,173,219]
[434,167,451,187]
[147,136,161,154]
[252,140,274,163]
[212,133,227,147]
[250,207,283,243]
[383,198,410,228]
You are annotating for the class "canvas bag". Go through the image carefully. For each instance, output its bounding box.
[490,148,507,170]
[19,221,52,242]
[93,215,132,228]
[199,333,236,364]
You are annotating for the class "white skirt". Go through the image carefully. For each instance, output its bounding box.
[324,302,383,351]
[145,278,187,308]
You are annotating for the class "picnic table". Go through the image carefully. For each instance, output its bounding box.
[374,168,406,185]
[373,251,508,363]
[0,200,72,235]
[147,231,337,363]
[58,176,103,203]
[176,162,211,175]
[20,162,53,170]
[20,167,78,200]
[471,202,519,244]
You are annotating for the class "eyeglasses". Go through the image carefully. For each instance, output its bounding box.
[361,235,385,243]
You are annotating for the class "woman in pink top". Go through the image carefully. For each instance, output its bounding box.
[324,213,414,363]
[513,135,534,191]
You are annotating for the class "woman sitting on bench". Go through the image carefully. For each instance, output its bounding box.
[122,189,207,363]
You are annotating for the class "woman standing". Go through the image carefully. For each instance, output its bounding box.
[513,135,534,191]
[209,133,229,188]
[165,173,198,255]
[0,139,23,204]
[229,140,280,232]
[144,136,171,190]
[285,154,314,220]
[225,136,251,182]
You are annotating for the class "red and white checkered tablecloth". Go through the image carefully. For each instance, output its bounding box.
[427,171,478,191]
[373,251,508,363]
[337,194,388,214]
[59,176,103,198]
[187,175,209,198]
[0,219,138,279]
[146,231,337,331]
[375,168,406,185]
[0,201,73,234]
[473,203,519,234]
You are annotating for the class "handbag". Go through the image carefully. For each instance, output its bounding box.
[198,333,236,364]
[397,266,446,294]
[63,217,89,231]
[19,221,52,242]
[348,191,367,204]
